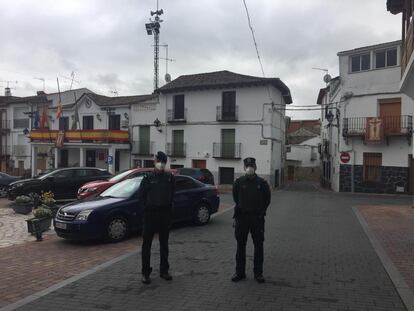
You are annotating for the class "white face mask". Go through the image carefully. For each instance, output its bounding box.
[245,167,255,175]
[155,162,166,171]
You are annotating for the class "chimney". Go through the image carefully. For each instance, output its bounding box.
[4,87,11,96]
[37,91,46,96]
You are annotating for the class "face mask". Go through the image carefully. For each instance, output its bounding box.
[155,162,166,171]
[245,167,255,175]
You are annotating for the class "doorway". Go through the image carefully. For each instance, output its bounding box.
[60,150,68,167]
[219,167,234,184]
[409,155,414,195]
[288,166,294,181]
[86,150,96,167]
[192,160,206,169]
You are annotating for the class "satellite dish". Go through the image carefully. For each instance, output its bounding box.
[165,73,171,83]
[323,74,332,83]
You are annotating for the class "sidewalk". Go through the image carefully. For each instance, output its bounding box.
[4,184,409,311]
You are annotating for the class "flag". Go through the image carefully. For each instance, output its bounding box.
[71,104,79,130]
[56,100,63,119]
[40,106,47,128]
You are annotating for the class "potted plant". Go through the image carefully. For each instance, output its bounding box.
[26,207,53,235]
[40,191,58,217]
[12,195,34,215]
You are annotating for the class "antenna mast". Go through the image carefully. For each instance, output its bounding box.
[145,0,164,90]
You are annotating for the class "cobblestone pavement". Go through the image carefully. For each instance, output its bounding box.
[359,205,414,290]
[0,198,233,309]
[8,182,412,311]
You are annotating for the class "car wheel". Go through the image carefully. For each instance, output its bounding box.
[0,186,7,198]
[193,204,210,225]
[106,216,128,242]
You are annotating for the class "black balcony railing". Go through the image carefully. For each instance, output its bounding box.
[213,143,242,159]
[166,143,186,157]
[13,119,29,129]
[167,109,187,123]
[0,120,10,131]
[132,141,154,156]
[12,145,30,157]
[342,115,413,137]
[0,145,11,157]
[216,106,238,122]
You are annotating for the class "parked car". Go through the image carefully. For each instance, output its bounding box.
[77,168,178,200]
[7,167,112,201]
[0,172,22,197]
[34,168,56,178]
[54,175,220,242]
[176,168,215,185]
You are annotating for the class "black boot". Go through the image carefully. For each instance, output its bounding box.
[160,272,173,281]
[254,274,265,283]
[231,273,246,282]
[142,274,151,284]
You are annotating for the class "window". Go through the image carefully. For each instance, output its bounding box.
[75,169,98,177]
[375,48,398,69]
[82,116,94,130]
[363,153,382,182]
[222,91,236,119]
[173,95,185,119]
[175,177,195,191]
[351,53,370,72]
[53,170,73,179]
[59,117,69,130]
[109,115,120,130]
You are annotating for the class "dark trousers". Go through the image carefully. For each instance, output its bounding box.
[235,214,265,276]
[141,211,171,276]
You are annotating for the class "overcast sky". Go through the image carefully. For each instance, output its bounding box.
[0,0,401,119]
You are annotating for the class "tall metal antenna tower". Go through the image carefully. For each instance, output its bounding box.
[145,0,164,90]
[160,44,175,83]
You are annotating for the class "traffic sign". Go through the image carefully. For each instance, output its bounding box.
[340,152,350,163]
[107,155,113,165]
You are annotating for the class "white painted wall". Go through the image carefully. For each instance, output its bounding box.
[287,136,321,167]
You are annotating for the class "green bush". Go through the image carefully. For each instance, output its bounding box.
[33,207,53,219]
[15,195,33,204]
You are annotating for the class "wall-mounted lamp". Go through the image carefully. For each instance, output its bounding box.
[153,118,162,133]
[124,112,129,121]
[23,128,30,136]
[96,113,102,122]
[326,108,340,128]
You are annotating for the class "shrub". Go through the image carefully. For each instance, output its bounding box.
[40,191,56,206]
[33,207,53,219]
[15,195,33,204]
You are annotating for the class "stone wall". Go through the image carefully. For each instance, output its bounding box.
[340,164,409,194]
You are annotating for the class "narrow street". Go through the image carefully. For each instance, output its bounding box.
[8,183,412,311]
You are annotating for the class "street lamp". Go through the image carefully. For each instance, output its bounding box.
[153,118,162,133]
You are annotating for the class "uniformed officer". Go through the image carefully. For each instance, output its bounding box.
[232,157,271,283]
[139,151,175,284]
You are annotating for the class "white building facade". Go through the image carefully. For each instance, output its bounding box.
[319,41,414,194]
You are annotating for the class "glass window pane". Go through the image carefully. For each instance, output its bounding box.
[351,56,360,72]
[375,51,386,68]
[361,54,370,71]
[387,49,397,66]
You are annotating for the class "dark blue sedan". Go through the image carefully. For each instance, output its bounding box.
[54,175,220,242]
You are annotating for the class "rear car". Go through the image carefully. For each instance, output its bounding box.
[77,168,177,200]
[0,172,22,197]
[54,175,220,242]
[176,168,215,185]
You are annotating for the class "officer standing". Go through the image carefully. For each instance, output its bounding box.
[232,157,271,283]
[139,151,175,284]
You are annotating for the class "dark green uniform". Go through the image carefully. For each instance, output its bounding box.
[233,174,271,276]
[139,171,175,276]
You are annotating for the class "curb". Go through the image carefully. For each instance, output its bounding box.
[352,206,414,311]
[0,206,235,311]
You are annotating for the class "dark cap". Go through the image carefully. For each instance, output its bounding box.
[155,151,168,163]
[243,157,256,167]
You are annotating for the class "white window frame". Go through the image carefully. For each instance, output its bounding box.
[374,47,398,69]
[350,53,371,73]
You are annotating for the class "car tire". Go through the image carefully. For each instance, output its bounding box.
[193,203,210,225]
[106,215,128,242]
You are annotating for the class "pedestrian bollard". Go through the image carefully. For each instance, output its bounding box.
[34,219,43,242]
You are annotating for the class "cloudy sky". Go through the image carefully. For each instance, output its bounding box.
[0,0,401,119]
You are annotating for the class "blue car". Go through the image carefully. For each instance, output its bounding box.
[54,175,220,242]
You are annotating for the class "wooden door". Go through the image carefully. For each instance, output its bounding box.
[221,129,235,158]
[192,160,206,169]
[379,100,401,134]
[288,166,294,181]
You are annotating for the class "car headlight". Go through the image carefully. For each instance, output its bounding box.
[75,210,93,221]
[86,187,98,193]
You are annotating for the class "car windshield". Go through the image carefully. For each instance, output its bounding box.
[100,177,143,198]
[37,170,57,180]
[109,170,134,183]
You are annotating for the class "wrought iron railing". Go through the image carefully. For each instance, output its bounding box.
[166,143,186,157]
[13,119,29,129]
[167,109,187,122]
[0,120,10,130]
[213,143,242,159]
[131,141,154,155]
[216,105,238,121]
[12,145,30,157]
[0,145,11,157]
[342,115,413,136]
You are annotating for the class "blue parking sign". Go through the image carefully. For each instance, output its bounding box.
[107,155,113,165]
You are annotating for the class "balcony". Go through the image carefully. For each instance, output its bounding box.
[131,141,154,156]
[216,106,238,122]
[30,129,130,144]
[0,145,11,157]
[167,109,187,123]
[166,143,186,158]
[342,115,413,144]
[13,119,29,129]
[0,120,10,131]
[12,145,30,157]
[213,143,242,159]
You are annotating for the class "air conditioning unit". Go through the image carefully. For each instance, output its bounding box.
[121,120,129,128]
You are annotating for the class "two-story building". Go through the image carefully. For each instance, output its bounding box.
[149,70,292,187]
[318,41,414,194]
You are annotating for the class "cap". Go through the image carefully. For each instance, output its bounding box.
[243,157,256,167]
[155,151,168,163]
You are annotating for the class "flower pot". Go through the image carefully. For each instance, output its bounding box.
[12,203,33,215]
[26,217,52,235]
